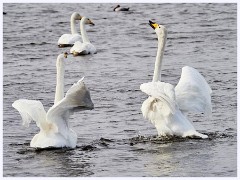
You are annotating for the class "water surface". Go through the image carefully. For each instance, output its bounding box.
[3,3,237,177]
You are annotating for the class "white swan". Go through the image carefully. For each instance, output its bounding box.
[12,53,94,148]
[140,20,212,139]
[70,17,96,56]
[58,12,82,47]
[113,5,129,11]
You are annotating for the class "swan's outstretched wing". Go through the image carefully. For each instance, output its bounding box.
[175,66,212,116]
[140,81,176,114]
[12,99,47,130]
[46,77,94,139]
[58,34,82,45]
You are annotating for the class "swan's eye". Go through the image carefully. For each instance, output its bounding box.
[158,25,161,28]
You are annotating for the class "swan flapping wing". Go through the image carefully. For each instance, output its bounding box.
[46,77,94,139]
[12,99,47,129]
[175,66,212,116]
[140,81,176,114]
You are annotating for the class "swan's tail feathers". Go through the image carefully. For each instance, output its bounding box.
[175,66,212,117]
[12,99,47,130]
[46,79,94,139]
[140,81,176,114]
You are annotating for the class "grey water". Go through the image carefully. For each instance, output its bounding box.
[3,3,237,177]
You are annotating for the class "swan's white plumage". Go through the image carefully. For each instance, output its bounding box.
[140,79,210,138]
[12,99,47,129]
[58,12,82,47]
[58,34,82,46]
[47,77,92,141]
[140,81,176,114]
[70,41,96,55]
[70,17,96,55]
[12,54,94,148]
[140,21,212,139]
[175,66,212,116]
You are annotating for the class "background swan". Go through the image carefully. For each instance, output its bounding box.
[58,12,82,47]
[113,5,129,11]
[12,53,94,148]
[140,20,212,139]
[70,17,96,56]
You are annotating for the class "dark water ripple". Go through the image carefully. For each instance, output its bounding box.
[3,3,237,177]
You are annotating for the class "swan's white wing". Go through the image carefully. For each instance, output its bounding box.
[140,81,176,114]
[70,41,82,53]
[58,34,82,45]
[86,43,97,54]
[70,42,96,55]
[46,77,94,139]
[12,99,47,130]
[175,66,212,116]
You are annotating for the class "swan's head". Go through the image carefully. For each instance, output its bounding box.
[149,20,167,38]
[63,52,68,58]
[71,12,82,21]
[81,16,95,26]
[56,52,68,68]
[57,52,68,60]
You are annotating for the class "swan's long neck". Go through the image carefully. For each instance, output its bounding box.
[70,16,78,34]
[54,56,65,104]
[152,34,167,82]
[80,18,90,43]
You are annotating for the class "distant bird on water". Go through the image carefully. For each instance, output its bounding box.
[113,5,129,11]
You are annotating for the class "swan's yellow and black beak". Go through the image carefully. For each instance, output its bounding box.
[149,20,158,29]
[64,52,68,58]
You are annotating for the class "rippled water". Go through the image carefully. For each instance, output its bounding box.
[3,3,237,177]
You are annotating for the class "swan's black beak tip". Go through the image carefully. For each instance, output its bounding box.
[149,20,154,24]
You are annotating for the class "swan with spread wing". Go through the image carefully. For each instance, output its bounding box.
[140,21,212,138]
[12,53,94,148]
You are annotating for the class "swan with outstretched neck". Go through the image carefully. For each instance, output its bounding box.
[70,17,97,56]
[12,53,94,148]
[140,20,212,138]
[58,12,82,47]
